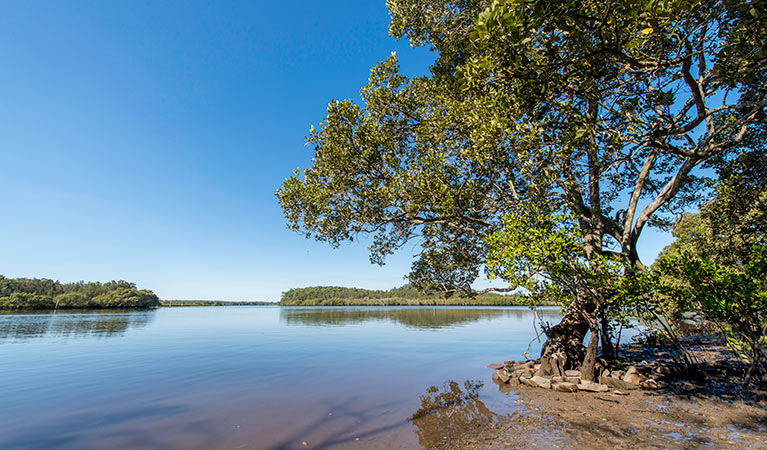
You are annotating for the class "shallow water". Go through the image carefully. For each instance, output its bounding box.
[1,306,568,449]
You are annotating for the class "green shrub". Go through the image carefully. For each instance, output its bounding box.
[657,246,767,386]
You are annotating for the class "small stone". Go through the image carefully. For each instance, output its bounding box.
[565,376,580,384]
[487,363,504,370]
[514,361,533,370]
[504,360,516,366]
[610,370,625,379]
[494,369,511,383]
[623,367,641,385]
[552,382,578,393]
[600,375,638,390]
[577,381,609,393]
[531,375,552,389]
[533,363,542,371]
[551,376,566,383]
[613,390,629,396]
[519,376,536,387]
[564,370,581,378]
[641,379,660,390]
[521,368,535,378]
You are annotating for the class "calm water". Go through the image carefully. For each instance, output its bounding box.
[1,306,569,450]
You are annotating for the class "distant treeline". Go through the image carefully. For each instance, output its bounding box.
[279,285,549,306]
[0,276,160,310]
[160,300,274,306]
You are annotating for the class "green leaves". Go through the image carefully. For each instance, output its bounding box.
[655,246,767,383]
[485,203,584,306]
[278,0,765,308]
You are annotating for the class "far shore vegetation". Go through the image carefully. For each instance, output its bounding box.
[278,284,555,306]
[0,276,160,310]
[160,300,274,306]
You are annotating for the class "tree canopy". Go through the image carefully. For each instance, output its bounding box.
[277,0,766,377]
[656,149,767,266]
[0,276,160,310]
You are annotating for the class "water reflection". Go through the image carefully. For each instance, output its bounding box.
[281,307,561,330]
[0,310,156,341]
[409,380,497,448]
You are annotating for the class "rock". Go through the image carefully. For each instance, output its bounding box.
[487,363,504,370]
[641,379,660,390]
[533,363,542,371]
[504,360,516,366]
[551,376,566,383]
[564,370,581,378]
[565,376,580,384]
[623,367,641,385]
[552,382,578,393]
[577,381,609,393]
[514,361,533,370]
[613,390,629,396]
[600,375,638,390]
[610,370,625,379]
[531,375,552,389]
[655,365,682,378]
[519,376,536,388]
[520,368,535,378]
[494,369,511,383]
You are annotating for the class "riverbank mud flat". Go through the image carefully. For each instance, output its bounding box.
[450,335,767,450]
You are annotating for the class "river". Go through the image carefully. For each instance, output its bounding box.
[1,306,591,449]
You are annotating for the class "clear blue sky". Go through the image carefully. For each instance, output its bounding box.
[0,1,673,301]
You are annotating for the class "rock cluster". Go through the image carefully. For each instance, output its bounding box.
[489,359,665,394]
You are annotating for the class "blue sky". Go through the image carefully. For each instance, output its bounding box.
[0,1,673,301]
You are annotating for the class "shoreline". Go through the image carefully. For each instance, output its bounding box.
[444,334,767,450]
[1,303,556,311]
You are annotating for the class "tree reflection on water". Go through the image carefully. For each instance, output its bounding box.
[0,310,156,341]
[409,380,498,448]
[281,307,561,330]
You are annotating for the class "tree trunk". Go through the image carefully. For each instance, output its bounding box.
[535,295,594,378]
[600,316,615,361]
[581,327,600,382]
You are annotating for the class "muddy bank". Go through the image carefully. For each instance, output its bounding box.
[433,334,767,449]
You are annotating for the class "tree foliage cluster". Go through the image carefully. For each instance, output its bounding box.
[0,276,160,310]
